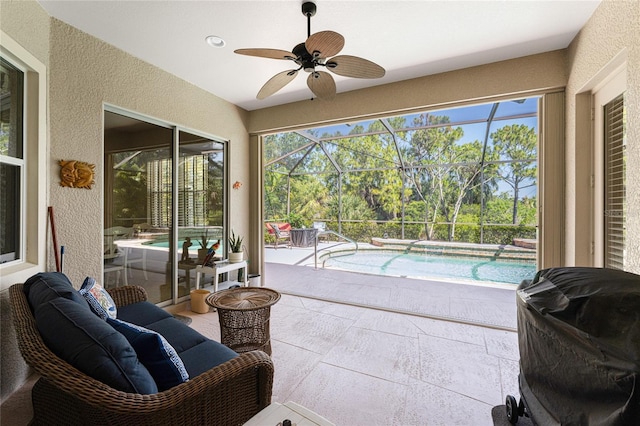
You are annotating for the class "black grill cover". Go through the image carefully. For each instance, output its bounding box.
[517,267,640,425]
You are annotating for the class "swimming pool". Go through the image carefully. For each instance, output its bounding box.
[322,250,536,285]
[143,239,225,253]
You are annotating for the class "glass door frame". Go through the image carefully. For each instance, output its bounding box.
[104,104,229,306]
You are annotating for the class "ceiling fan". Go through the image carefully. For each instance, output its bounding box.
[234,1,385,101]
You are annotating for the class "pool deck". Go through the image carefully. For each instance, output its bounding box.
[264,242,520,330]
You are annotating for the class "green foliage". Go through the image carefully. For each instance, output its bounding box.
[228,230,244,252]
[286,212,305,229]
[490,124,537,224]
[0,122,10,156]
[327,194,375,221]
[113,168,147,228]
[264,111,539,247]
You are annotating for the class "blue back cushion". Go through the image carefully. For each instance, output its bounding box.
[23,272,89,312]
[36,297,158,394]
[108,318,189,391]
[140,317,208,353]
[117,301,173,327]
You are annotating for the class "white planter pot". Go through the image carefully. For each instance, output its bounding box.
[229,251,244,263]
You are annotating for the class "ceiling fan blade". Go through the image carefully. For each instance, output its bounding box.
[326,55,385,79]
[234,48,295,60]
[307,71,336,100]
[306,31,344,58]
[257,69,298,99]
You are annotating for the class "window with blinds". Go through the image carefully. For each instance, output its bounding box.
[604,93,626,270]
[148,158,173,228]
[177,155,208,227]
[147,155,209,228]
[0,57,24,265]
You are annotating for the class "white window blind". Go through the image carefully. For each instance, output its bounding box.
[177,155,208,227]
[148,155,208,228]
[604,93,626,270]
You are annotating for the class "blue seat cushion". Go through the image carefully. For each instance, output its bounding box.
[36,297,158,394]
[178,340,238,378]
[141,317,208,353]
[108,318,189,391]
[117,301,173,327]
[23,272,89,313]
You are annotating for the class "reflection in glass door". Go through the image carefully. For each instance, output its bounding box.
[104,110,226,304]
[176,132,226,295]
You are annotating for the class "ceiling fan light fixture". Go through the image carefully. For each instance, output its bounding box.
[205,35,226,48]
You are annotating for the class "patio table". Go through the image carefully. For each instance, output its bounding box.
[290,228,317,248]
[206,287,281,355]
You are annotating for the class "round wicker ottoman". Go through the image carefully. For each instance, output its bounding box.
[206,287,281,355]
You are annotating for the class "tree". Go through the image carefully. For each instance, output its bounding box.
[326,193,375,221]
[288,175,331,225]
[490,124,537,224]
[330,121,405,220]
[405,114,487,241]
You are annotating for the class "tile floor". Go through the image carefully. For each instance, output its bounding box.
[0,292,520,426]
[184,293,521,425]
[2,252,524,425]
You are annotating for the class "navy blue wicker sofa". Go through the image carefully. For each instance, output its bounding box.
[10,272,273,425]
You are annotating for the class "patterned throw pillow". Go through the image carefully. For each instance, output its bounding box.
[107,318,189,391]
[79,277,117,320]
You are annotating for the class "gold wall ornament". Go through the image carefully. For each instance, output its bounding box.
[59,159,95,189]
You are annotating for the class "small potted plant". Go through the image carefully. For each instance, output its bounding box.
[228,230,244,263]
[196,229,211,262]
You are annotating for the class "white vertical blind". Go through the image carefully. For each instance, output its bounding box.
[177,155,208,226]
[148,155,208,228]
[604,93,625,270]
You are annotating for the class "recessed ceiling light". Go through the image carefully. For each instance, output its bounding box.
[205,35,225,48]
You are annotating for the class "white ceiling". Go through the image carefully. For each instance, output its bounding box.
[38,0,601,111]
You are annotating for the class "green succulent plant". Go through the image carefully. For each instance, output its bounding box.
[228,230,244,253]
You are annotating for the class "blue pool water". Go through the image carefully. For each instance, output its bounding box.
[143,239,224,253]
[323,251,536,285]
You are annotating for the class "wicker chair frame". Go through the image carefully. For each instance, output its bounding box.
[9,284,274,426]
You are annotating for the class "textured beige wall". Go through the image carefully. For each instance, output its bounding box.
[565,0,640,270]
[249,50,567,134]
[0,0,50,66]
[48,19,250,286]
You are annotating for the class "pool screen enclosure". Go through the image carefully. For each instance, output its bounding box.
[264,97,539,249]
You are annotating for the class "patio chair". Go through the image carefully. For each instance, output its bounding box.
[267,223,290,249]
[104,243,127,287]
[312,222,326,232]
[313,221,329,243]
[124,246,148,281]
[104,227,133,286]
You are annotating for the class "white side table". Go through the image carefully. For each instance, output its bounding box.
[244,401,335,426]
[194,260,248,292]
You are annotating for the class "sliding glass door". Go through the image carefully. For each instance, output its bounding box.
[104,109,227,304]
[176,132,226,294]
